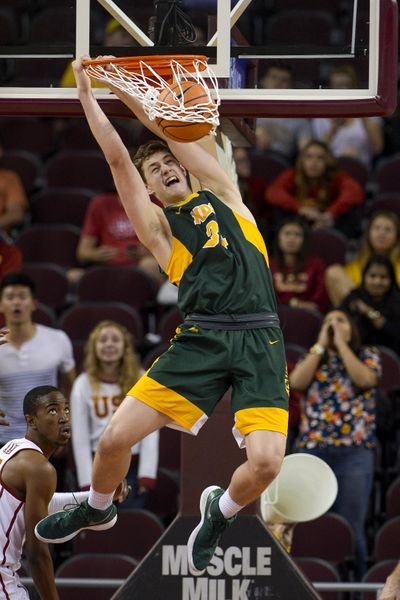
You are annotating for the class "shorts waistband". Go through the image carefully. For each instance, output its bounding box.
[184,312,280,330]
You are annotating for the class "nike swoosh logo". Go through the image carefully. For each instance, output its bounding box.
[268,340,279,345]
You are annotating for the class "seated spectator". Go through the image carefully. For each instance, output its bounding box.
[289,309,381,577]
[310,65,384,167]
[255,62,311,160]
[326,210,400,306]
[77,192,164,287]
[71,320,159,509]
[340,255,400,355]
[266,140,365,237]
[270,216,328,313]
[0,142,28,234]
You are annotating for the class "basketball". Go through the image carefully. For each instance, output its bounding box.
[156,81,215,142]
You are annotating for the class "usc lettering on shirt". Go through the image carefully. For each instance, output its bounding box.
[92,394,123,419]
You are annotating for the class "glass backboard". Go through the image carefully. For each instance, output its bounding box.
[0,0,397,118]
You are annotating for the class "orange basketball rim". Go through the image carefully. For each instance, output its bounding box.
[82,54,220,129]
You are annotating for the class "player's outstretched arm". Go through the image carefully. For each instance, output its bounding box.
[73,57,172,269]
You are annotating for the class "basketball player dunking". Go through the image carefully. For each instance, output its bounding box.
[35,56,289,575]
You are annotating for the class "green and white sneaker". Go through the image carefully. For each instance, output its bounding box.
[187,486,236,575]
[35,499,117,544]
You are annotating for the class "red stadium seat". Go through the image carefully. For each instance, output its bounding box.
[294,557,343,600]
[74,509,165,561]
[308,228,347,266]
[55,553,137,600]
[278,306,323,349]
[30,187,93,227]
[373,517,400,561]
[59,301,143,344]
[24,263,69,310]
[16,225,80,269]
[361,559,399,600]
[45,151,115,192]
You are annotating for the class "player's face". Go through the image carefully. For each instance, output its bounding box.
[0,285,36,325]
[364,264,391,299]
[143,151,190,205]
[302,146,327,179]
[29,391,71,448]
[278,223,304,254]
[95,325,125,364]
[368,216,398,253]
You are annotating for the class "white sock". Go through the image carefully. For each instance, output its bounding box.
[218,489,244,519]
[88,487,114,510]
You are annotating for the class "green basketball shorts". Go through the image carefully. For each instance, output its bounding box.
[129,320,289,447]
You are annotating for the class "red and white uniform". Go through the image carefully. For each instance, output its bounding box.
[0,437,42,599]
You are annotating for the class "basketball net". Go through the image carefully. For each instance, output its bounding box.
[84,57,220,128]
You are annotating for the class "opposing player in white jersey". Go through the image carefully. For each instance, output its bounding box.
[0,386,71,599]
[0,385,127,599]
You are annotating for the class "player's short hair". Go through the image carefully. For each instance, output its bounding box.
[23,385,59,416]
[132,140,172,182]
[0,272,36,298]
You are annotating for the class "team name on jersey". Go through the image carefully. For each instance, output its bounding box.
[190,203,215,225]
[190,203,228,249]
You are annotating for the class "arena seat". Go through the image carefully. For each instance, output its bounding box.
[0,150,42,192]
[74,509,165,561]
[376,154,400,194]
[366,193,400,218]
[77,265,157,309]
[249,151,290,186]
[30,187,93,227]
[361,559,399,600]
[44,150,115,192]
[60,119,136,151]
[337,155,369,187]
[373,516,400,561]
[16,225,80,269]
[278,306,323,349]
[308,228,348,266]
[0,118,55,157]
[294,557,343,600]
[158,306,184,343]
[386,477,400,521]
[377,346,400,393]
[24,263,69,311]
[292,512,355,574]
[59,302,143,344]
[32,303,57,328]
[55,553,138,600]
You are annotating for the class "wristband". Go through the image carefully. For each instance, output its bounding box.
[309,343,325,356]
[367,309,381,321]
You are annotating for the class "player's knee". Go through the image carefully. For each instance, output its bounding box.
[249,452,283,487]
[97,423,129,455]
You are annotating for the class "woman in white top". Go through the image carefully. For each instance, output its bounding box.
[71,320,159,508]
[310,65,384,167]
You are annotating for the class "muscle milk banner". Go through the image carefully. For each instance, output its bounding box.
[112,515,322,600]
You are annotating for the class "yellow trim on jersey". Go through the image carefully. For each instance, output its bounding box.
[128,373,205,430]
[235,407,288,436]
[233,211,270,266]
[165,236,193,285]
[170,192,200,208]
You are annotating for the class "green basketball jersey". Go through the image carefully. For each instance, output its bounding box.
[163,190,277,315]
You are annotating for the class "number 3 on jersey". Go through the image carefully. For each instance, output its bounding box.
[204,220,228,249]
[190,204,228,249]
